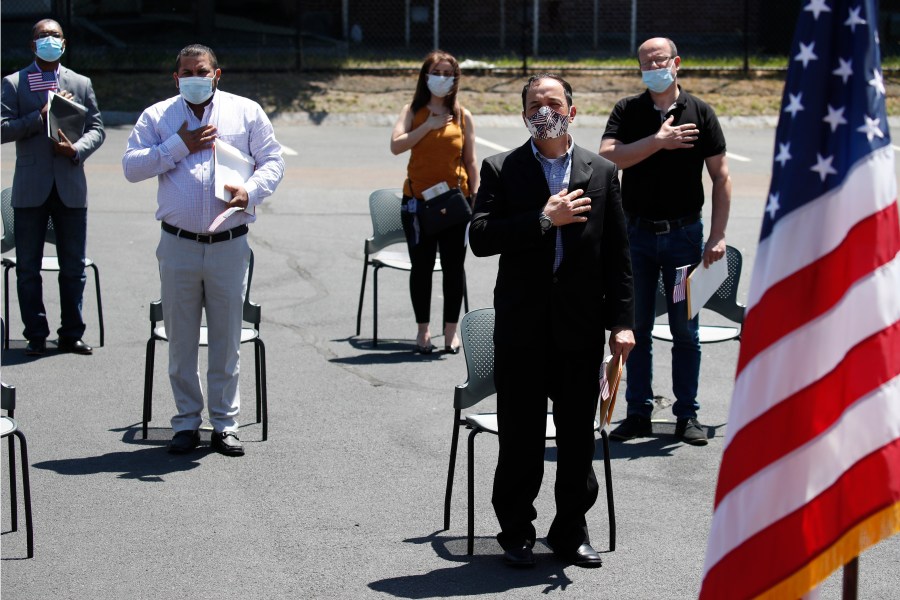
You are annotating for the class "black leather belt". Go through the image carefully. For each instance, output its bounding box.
[161,222,248,244]
[628,212,701,235]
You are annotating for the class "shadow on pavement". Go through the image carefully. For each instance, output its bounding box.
[330,337,448,365]
[32,446,203,482]
[368,531,577,598]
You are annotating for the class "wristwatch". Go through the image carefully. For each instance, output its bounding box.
[539,212,553,233]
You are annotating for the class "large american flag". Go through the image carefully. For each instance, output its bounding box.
[700,1,900,598]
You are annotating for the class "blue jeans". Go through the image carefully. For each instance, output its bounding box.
[624,219,703,419]
[13,188,87,342]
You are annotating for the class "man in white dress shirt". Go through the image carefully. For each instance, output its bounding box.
[123,44,284,456]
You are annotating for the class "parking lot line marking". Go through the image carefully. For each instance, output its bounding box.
[281,144,298,156]
[476,136,510,153]
[727,151,751,162]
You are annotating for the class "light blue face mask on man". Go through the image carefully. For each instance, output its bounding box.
[642,66,675,93]
[179,76,215,105]
[35,36,65,62]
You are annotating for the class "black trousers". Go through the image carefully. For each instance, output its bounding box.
[492,341,602,552]
[400,197,467,324]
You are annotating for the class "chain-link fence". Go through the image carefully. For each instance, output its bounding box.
[3,0,900,74]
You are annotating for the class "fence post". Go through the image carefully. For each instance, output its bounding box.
[434,0,440,50]
[521,0,529,74]
[743,0,750,74]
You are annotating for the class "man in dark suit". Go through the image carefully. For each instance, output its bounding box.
[469,74,634,568]
[1,18,105,355]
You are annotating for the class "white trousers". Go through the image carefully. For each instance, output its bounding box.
[157,231,250,433]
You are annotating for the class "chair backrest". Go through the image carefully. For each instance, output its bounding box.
[1,382,16,416]
[45,215,57,246]
[366,188,407,254]
[654,245,745,323]
[1,187,15,253]
[454,308,497,410]
[705,246,745,323]
[150,249,260,327]
[0,187,57,249]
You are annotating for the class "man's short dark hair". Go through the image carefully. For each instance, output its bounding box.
[521,73,573,111]
[32,19,63,39]
[175,44,218,72]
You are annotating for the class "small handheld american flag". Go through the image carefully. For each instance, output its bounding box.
[27,70,58,93]
[672,264,690,303]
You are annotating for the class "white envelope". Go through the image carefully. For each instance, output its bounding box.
[686,256,728,319]
[214,139,255,204]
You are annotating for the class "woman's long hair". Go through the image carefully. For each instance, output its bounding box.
[410,50,461,121]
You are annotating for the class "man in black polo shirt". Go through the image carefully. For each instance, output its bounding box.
[599,37,732,446]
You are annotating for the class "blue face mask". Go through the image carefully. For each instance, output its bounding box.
[35,36,65,62]
[179,76,215,105]
[642,66,675,93]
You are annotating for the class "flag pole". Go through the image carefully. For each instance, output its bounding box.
[841,557,858,600]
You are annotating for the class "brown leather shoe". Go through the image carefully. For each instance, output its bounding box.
[211,431,244,456]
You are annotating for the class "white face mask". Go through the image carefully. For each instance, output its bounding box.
[426,74,454,98]
[179,76,215,104]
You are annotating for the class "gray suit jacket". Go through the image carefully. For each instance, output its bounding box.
[1,63,105,208]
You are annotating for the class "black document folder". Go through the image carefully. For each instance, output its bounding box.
[46,91,87,143]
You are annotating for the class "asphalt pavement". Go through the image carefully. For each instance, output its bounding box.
[1,116,898,599]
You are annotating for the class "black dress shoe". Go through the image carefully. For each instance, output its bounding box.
[211,431,245,456]
[443,345,460,355]
[58,338,93,355]
[168,430,200,454]
[552,542,603,568]
[25,339,46,356]
[502,544,535,568]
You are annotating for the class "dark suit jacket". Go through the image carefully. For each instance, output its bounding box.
[470,140,634,354]
[1,64,105,208]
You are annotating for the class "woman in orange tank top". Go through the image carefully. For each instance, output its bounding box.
[390,50,479,355]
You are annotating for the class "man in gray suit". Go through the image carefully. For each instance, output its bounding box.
[1,18,105,355]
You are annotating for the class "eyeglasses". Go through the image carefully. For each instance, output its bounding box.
[640,56,672,70]
[35,31,63,39]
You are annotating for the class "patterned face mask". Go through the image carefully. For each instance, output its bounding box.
[524,105,572,140]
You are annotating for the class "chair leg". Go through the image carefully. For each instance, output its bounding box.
[257,338,268,441]
[254,339,262,424]
[14,430,33,558]
[7,435,17,531]
[462,266,469,313]
[356,257,369,336]
[601,429,616,552]
[444,412,462,531]
[143,338,156,440]
[3,265,10,350]
[88,263,104,347]
[467,428,480,556]
[372,265,380,347]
